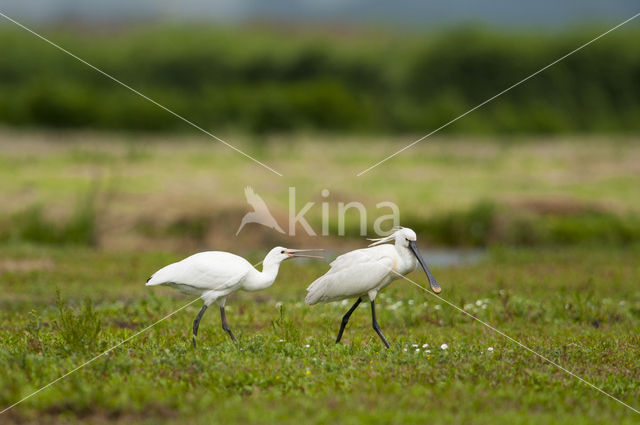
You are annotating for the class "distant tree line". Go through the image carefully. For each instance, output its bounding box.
[0,25,638,134]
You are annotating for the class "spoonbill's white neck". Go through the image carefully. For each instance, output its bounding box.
[393,238,417,272]
[243,255,284,292]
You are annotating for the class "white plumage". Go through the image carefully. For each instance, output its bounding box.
[305,227,441,348]
[305,245,398,305]
[148,251,262,303]
[146,246,321,347]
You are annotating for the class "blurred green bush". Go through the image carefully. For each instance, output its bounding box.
[0,25,639,134]
[405,200,640,247]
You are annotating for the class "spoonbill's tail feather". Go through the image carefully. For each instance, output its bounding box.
[305,276,328,305]
[145,262,182,286]
[146,274,162,286]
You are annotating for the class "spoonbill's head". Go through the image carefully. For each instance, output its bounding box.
[397,227,417,247]
[367,226,416,248]
[264,246,324,264]
[368,227,442,294]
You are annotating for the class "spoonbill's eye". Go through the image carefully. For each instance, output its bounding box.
[280,250,285,254]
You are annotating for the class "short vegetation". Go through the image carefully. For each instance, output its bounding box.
[1,245,639,424]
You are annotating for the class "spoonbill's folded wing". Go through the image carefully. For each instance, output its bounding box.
[306,247,394,305]
[146,251,252,292]
[326,245,394,271]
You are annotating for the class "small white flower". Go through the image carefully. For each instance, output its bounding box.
[278,339,285,342]
[475,300,483,306]
[275,301,283,309]
[408,299,415,305]
[422,343,429,348]
[304,344,310,348]
[440,343,448,350]
[387,301,403,311]
[435,305,441,310]
[425,349,431,353]
[482,305,487,309]
[412,344,419,348]
[341,300,349,306]
[488,347,494,352]
[415,348,420,352]
[403,348,408,352]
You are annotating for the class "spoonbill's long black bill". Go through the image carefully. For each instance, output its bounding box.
[408,241,442,294]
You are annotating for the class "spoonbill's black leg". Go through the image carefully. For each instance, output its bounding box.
[192,305,208,348]
[370,300,390,348]
[220,306,237,342]
[336,297,362,343]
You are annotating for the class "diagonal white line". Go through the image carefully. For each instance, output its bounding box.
[357,12,640,176]
[391,270,640,415]
[0,260,264,415]
[0,11,283,177]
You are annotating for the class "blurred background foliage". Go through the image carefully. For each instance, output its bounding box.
[1,24,639,135]
[1,21,640,250]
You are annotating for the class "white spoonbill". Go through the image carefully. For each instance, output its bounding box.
[305,227,441,348]
[147,247,322,347]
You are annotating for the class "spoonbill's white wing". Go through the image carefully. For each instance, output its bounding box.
[326,245,396,271]
[146,251,252,294]
[305,246,395,305]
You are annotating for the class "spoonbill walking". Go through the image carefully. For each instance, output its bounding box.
[305,227,441,348]
[147,247,322,347]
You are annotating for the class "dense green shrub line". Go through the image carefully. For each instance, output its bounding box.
[1,25,639,134]
[406,201,640,247]
[0,195,97,247]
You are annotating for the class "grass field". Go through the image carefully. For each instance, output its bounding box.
[1,244,639,424]
[1,131,639,423]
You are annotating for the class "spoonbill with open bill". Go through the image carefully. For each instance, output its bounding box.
[147,247,322,347]
[305,227,441,348]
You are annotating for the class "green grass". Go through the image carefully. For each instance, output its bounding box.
[1,132,639,422]
[1,244,639,424]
